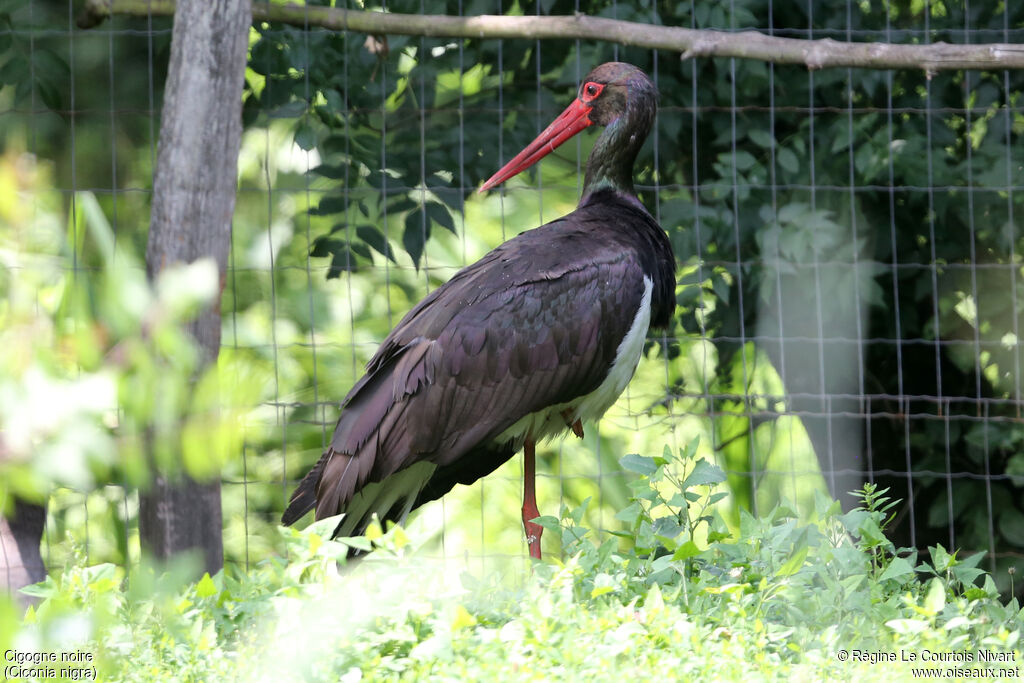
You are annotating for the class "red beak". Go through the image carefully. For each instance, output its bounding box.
[479,98,595,193]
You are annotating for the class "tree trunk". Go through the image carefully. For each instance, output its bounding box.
[1,499,46,607]
[139,0,251,576]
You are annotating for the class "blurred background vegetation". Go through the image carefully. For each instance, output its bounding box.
[1,0,1022,596]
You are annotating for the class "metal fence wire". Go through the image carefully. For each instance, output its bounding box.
[4,1,1022,595]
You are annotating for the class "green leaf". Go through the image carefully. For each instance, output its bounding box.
[18,576,58,599]
[671,540,701,561]
[998,507,1024,545]
[348,240,372,261]
[403,209,428,267]
[841,574,866,594]
[35,77,63,111]
[731,150,757,171]
[312,195,348,216]
[310,236,341,258]
[878,556,915,583]
[249,36,289,76]
[747,129,774,148]
[32,47,69,82]
[619,454,658,475]
[0,54,26,86]
[426,202,457,235]
[711,272,730,304]
[356,225,396,263]
[324,87,343,111]
[775,545,809,578]
[327,246,357,278]
[681,458,726,488]
[928,544,954,572]
[951,551,986,579]
[451,604,477,631]
[886,618,929,635]
[856,516,888,549]
[533,515,560,531]
[338,536,372,552]
[707,530,731,543]
[963,587,988,601]
[260,77,298,112]
[311,163,347,180]
[614,502,642,524]
[829,122,852,153]
[294,121,317,150]
[923,578,946,614]
[667,492,689,508]
[568,497,591,525]
[777,147,799,174]
[195,573,217,599]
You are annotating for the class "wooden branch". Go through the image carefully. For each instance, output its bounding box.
[79,0,1024,73]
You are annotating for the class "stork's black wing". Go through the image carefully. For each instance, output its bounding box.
[282,194,674,533]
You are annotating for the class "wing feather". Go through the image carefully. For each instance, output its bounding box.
[283,193,675,534]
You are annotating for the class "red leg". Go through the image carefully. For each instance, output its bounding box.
[522,439,543,560]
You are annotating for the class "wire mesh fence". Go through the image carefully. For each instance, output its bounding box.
[2,1,1021,594]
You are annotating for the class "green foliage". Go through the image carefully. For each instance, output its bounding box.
[608,441,728,560]
[0,163,270,565]
[5,443,1022,681]
[0,1,70,111]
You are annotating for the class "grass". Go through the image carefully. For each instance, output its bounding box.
[4,443,1022,682]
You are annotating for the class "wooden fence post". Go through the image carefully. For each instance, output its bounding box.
[139,0,252,575]
[0,499,46,606]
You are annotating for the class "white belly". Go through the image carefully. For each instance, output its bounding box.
[498,275,654,445]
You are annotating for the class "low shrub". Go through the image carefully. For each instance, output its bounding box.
[4,442,1021,682]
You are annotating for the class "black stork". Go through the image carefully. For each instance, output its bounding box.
[282,62,675,560]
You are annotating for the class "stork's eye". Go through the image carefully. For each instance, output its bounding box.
[581,82,604,102]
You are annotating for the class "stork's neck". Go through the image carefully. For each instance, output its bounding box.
[581,106,653,203]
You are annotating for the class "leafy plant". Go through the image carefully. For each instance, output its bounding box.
[6,440,1021,681]
[0,181,271,565]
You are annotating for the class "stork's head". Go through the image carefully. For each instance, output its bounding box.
[479,62,657,193]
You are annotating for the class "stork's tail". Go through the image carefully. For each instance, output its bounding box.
[280,350,430,536]
[281,450,331,526]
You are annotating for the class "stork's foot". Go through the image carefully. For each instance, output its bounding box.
[560,410,585,438]
[522,502,543,560]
